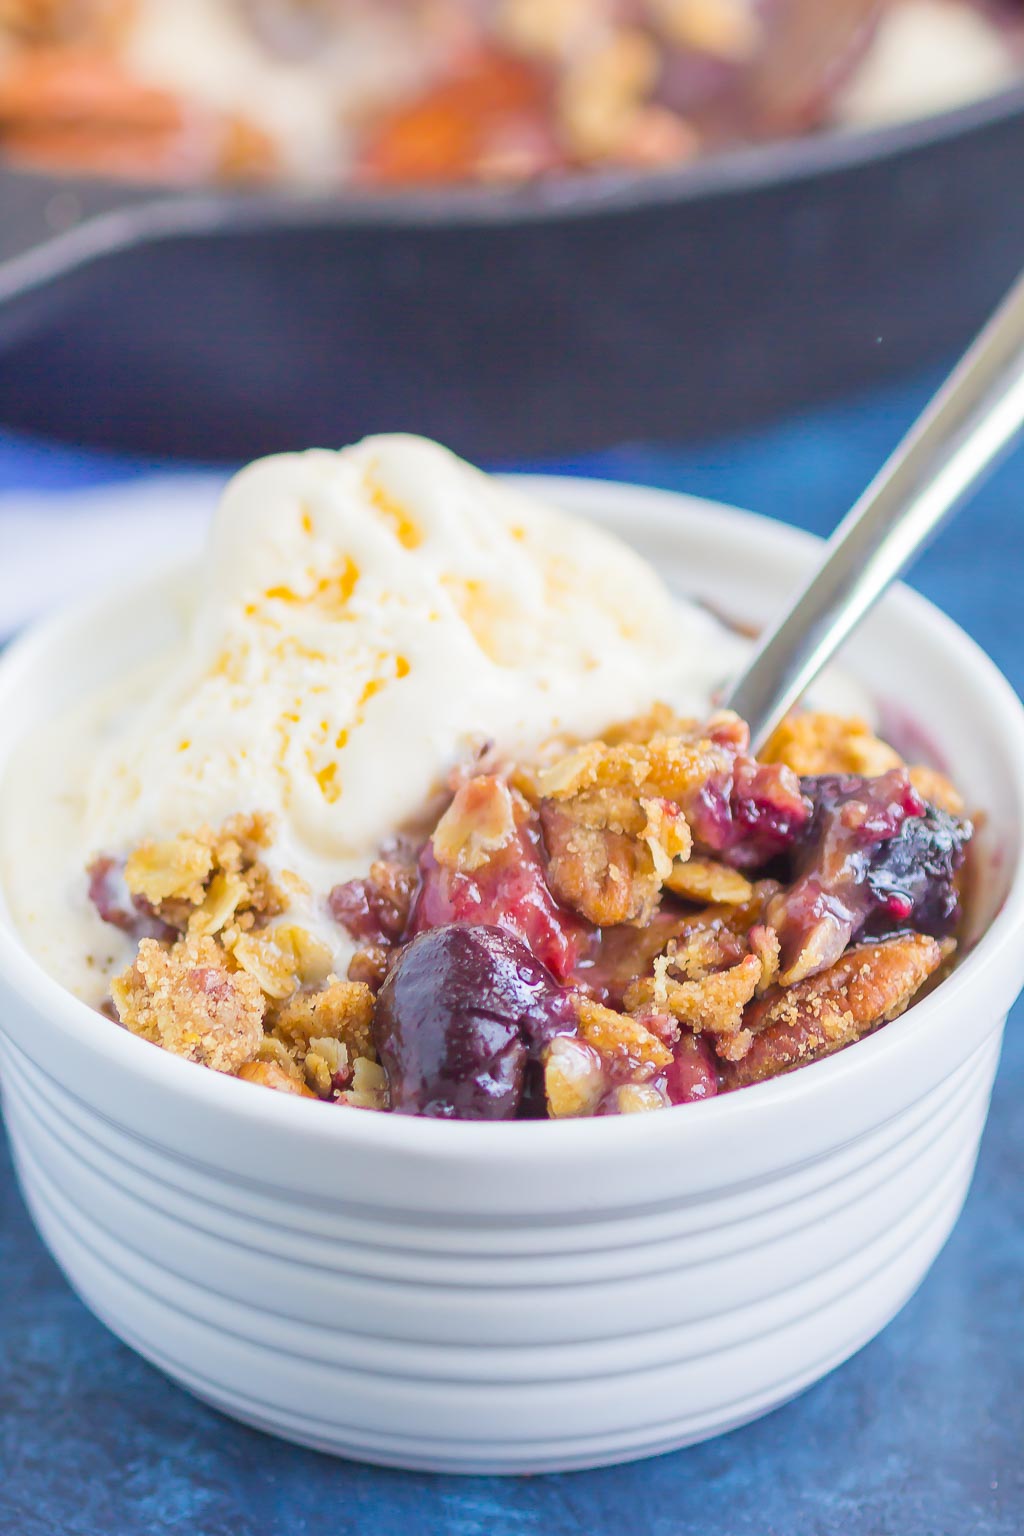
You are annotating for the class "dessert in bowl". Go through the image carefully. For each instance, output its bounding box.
[0,438,1022,1472]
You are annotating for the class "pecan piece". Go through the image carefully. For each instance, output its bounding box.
[720,933,945,1090]
[539,780,690,927]
[540,793,659,926]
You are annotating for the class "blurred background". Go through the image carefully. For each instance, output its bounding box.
[3,6,1024,1535]
[1,0,1024,461]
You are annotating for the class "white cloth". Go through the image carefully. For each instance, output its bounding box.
[0,475,226,638]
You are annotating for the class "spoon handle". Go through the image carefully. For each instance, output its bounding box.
[725,266,1024,753]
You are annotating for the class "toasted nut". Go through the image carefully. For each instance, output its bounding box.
[238,1060,317,1097]
[341,1056,389,1110]
[577,996,673,1072]
[605,1083,667,1114]
[651,0,761,59]
[544,1036,607,1118]
[432,775,517,872]
[665,856,753,906]
[304,1037,349,1097]
[721,933,946,1090]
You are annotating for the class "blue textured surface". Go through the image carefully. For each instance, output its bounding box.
[2,373,1023,1536]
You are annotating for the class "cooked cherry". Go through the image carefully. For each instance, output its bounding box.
[677,748,811,871]
[864,803,971,938]
[374,923,577,1120]
[768,771,970,977]
[87,855,174,942]
[407,817,595,981]
[659,1031,720,1104]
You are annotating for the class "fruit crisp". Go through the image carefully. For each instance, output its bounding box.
[89,707,972,1119]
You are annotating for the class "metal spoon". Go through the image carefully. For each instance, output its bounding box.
[725,265,1024,753]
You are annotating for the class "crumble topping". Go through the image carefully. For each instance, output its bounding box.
[720,933,947,1090]
[431,776,520,873]
[273,980,376,1068]
[111,933,265,1075]
[120,812,287,940]
[576,996,675,1074]
[664,855,752,905]
[765,710,964,814]
[104,813,381,1102]
[238,1060,318,1098]
[89,708,973,1119]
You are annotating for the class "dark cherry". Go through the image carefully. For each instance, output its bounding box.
[769,771,971,974]
[863,803,972,938]
[728,757,814,867]
[659,1031,720,1105]
[674,735,811,871]
[407,817,595,982]
[328,846,417,946]
[374,924,577,1120]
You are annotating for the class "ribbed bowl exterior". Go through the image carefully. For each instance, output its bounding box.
[0,1010,1004,1472]
[2,481,1023,1473]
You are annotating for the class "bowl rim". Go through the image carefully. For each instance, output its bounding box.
[1,474,1023,1159]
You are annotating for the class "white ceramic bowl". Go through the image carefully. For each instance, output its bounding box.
[1,479,1023,1476]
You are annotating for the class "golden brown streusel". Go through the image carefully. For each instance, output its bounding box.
[122,812,286,938]
[577,996,674,1076]
[764,712,903,779]
[765,710,964,813]
[720,933,946,1090]
[272,980,376,1066]
[112,934,265,1074]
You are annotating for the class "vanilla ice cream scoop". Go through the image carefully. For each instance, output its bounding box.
[81,435,740,886]
[2,436,879,1006]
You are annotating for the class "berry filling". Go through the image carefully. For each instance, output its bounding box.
[92,708,974,1119]
[374,924,578,1120]
[406,815,596,982]
[688,755,812,869]
[657,1032,720,1105]
[87,856,174,942]
[767,771,971,981]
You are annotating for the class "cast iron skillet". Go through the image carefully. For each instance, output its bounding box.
[1,83,1023,462]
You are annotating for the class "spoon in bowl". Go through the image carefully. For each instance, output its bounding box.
[724,264,1024,753]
